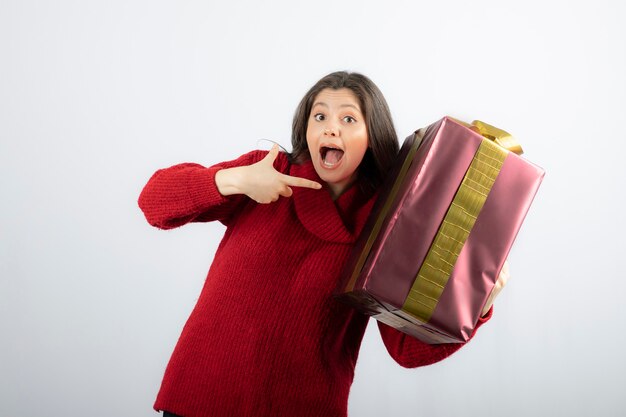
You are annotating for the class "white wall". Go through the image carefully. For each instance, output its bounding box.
[1,1,624,416]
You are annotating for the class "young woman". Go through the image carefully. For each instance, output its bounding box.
[138,71,504,417]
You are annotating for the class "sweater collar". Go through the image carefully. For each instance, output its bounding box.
[290,160,376,244]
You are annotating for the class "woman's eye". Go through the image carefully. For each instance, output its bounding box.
[314,113,325,121]
[343,116,356,123]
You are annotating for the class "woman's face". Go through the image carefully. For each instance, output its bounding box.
[306,88,369,199]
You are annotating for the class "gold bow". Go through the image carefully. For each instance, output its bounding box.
[465,119,524,155]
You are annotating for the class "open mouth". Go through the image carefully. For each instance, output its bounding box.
[320,145,344,167]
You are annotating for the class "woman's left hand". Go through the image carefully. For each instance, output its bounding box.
[481,260,510,317]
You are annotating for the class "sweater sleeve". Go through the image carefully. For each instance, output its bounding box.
[377,307,493,368]
[138,150,275,229]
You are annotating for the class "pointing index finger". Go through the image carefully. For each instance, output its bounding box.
[262,144,280,164]
[281,173,322,190]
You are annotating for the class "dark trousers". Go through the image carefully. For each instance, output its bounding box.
[163,412,182,417]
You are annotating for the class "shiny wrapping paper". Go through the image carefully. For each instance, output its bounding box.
[334,117,545,344]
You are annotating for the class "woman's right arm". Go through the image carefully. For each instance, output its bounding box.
[138,146,321,230]
[137,151,268,229]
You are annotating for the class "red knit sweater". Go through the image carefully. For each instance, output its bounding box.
[138,150,490,417]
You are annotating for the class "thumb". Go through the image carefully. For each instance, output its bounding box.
[262,144,280,165]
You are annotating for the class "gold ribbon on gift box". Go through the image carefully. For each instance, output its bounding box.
[402,119,523,322]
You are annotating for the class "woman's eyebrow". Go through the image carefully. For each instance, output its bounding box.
[312,102,361,111]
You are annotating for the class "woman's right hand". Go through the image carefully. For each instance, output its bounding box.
[215,144,322,204]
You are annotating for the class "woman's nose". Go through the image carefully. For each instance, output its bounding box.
[324,126,338,136]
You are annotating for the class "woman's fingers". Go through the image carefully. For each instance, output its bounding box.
[498,260,510,288]
[279,185,293,198]
[481,261,511,316]
[255,175,318,204]
[248,146,322,204]
[262,144,280,165]
[262,145,321,190]
[280,173,322,190]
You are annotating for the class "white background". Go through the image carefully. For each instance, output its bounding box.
[1,1,624,416]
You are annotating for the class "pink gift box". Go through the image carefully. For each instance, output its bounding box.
[334,117,545,343]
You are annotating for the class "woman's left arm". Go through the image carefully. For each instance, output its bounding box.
[378,261,509,368]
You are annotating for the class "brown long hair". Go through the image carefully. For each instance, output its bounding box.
[290,71,399,196]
